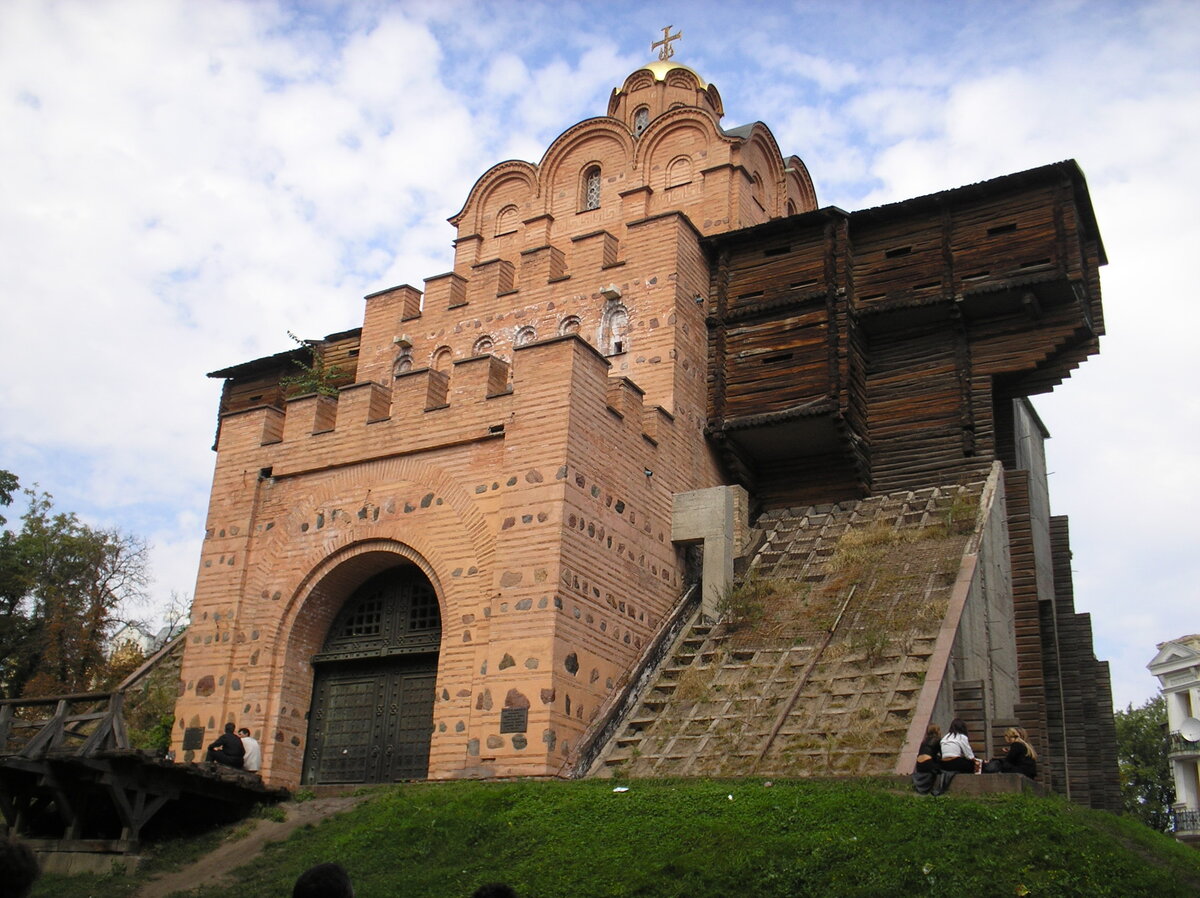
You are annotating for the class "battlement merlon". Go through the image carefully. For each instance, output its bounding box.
[210,335,677,479]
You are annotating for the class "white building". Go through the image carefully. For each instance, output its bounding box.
[1148,634,1200,846]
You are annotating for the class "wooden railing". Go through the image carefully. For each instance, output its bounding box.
[0,691,129,759]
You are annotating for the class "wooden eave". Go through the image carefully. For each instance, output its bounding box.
[207,328,363,380]
[848,160,1106,265]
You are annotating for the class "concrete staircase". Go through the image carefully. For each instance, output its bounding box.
[590,480,985,778]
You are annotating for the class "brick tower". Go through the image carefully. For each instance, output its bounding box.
[174,59,817,786]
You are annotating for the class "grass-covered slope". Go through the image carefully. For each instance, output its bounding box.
[34,779,1200,898]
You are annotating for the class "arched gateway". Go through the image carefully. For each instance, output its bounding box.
[301,564,441,784]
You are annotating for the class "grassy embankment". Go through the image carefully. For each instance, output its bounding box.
[32,778,1200,898]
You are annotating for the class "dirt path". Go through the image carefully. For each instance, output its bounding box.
[136,794,369,898]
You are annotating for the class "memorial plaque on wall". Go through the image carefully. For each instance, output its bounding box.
[182,726,206,750]
[499,708,528,733]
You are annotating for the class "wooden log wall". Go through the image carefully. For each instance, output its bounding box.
[753,449,864,510]
[863,323,991,494]
[704,163,1103,505]
[722,304,832,417]
[215,332,363,425]
[1049,515,1122,811]
[707,217,846,424]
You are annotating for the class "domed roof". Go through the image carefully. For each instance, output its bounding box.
[613,60,710,96]
[636,59,708,89]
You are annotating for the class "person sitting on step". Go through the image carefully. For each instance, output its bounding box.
[939,718,979,774]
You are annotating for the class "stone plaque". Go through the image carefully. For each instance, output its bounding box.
[499,707,528,734]
[182,726,206,750]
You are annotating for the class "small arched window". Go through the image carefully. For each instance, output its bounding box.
[751,172,766,211]
[667,156,693,188]
[602,305,630,356]
[633,106,650,137]
[582,165,601,211]
[431,346,453,371]
[472,336,495,355]
[558,315,582,336]
[514,326,536,347]
[393,351,413,376]
[495,205,519,236]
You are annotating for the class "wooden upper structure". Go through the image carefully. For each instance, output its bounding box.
[704,160,1105,508]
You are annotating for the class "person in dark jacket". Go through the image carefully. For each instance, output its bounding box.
[992,726,1038,778]
[205,722,245,768]
[912,723,954,794]
[914,724,942,774]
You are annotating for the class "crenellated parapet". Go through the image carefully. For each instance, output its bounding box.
[213,336,678,481]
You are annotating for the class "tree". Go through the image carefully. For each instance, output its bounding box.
[0,469,17,525]
[0,475,150,699]
[1114,694,1175,831]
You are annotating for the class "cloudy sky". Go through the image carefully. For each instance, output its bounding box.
[1,0,1196,710]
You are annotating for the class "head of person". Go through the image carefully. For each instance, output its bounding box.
[224,722,236,734]
[294,862,353,898]
[924,724,941,742]
[237,727,250,737]
[0,837,40,898]
[948,718,968,737]
[472,885,518,898]
[1006,726,1037,759]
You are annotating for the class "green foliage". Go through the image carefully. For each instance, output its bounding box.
[0,469,17,525]
[31,779,1200,898]
[1115,694,1175,831]
[124,662,180,752]
[279,330,344,397]
[0,480,149,699]
[254,803,288,822]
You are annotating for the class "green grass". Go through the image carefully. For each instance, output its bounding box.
[31,778,1200,898]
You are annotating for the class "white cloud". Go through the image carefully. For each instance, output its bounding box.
[0,0,1195,709]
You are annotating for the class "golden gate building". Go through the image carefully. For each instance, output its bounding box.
[174,61,814,785]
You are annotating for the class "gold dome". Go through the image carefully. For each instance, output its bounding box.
[633,60,708,89]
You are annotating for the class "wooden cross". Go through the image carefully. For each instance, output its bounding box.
[652,25,682,61]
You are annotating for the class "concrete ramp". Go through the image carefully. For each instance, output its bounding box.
[591,476,994,778]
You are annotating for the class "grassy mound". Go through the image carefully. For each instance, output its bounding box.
[33,778,1200,898]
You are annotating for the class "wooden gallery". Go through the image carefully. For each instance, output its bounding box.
[174,58,1119,809]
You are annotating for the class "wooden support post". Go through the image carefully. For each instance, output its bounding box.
[22,700,68,759]
[0,704,11,751]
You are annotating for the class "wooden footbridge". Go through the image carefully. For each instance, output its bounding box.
[0,691,286,856]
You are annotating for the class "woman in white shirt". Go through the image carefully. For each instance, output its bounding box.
[939,718,979,773]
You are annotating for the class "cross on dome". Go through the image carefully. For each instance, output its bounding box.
[652,25,681,61]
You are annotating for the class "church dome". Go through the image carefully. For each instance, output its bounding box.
[634,59,709,89]
[608,59,723,125]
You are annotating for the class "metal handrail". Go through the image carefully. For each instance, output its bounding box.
[1171,809,1200,834]
[1168,732,1200,754]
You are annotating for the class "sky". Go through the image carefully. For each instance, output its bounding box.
[1,0,1196,711]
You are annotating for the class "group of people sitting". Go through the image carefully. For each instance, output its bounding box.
[915,718,1038,779]
[204,721,262,772]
